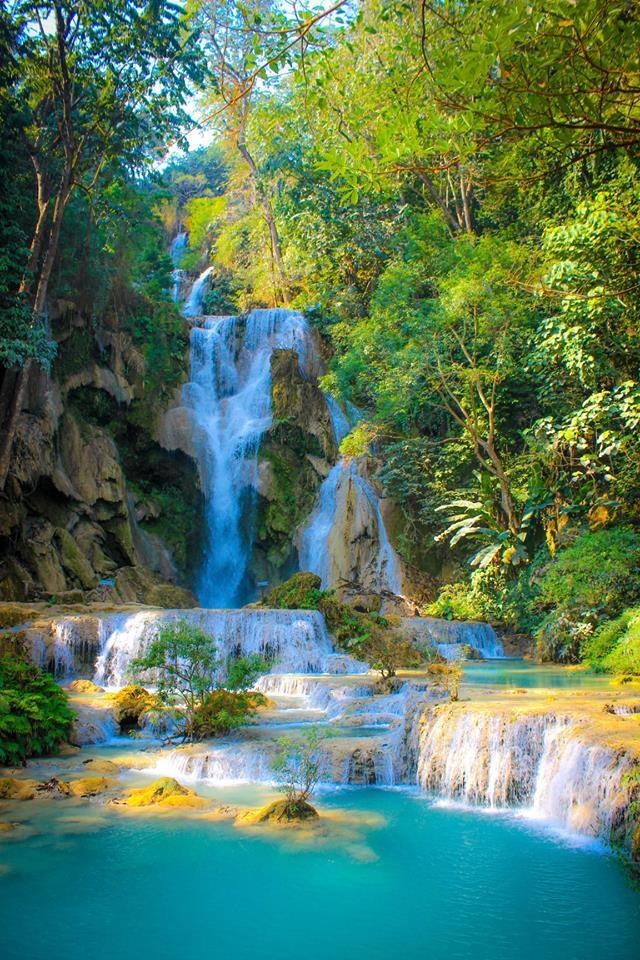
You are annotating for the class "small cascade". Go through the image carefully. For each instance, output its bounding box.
[183,308,312,606]
[300,457,404,594]
[300,393,403,594]
[415,704,637,845]
[183,266,213,317]
[399,616,504,660]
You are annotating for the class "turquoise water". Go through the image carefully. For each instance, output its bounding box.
[462,659,613,689]
[2,788,639,960]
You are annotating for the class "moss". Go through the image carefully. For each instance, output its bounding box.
[54,528,97,589]
[125,777,206,809]
[241,798,319,825]
[68,777,117,797]
[147,584,198,609]
[261,572,323,609]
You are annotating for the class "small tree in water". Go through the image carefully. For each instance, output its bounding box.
[130,619,269,740]
[272,727,327,817]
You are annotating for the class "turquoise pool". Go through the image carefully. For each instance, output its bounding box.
[1,787,638,960]
[462,659,614,689]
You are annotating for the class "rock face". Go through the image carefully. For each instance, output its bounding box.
[250,348,337,585]
[0,303,203,603]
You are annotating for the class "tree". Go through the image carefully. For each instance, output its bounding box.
[272,726,326,814]
[0,653,74,763]
[129,619,269,740]
[0,0,204,487]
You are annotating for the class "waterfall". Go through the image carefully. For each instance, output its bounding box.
[183,266,213,317]
[415,704,637,845]
[399,616,504,660]
[300,458,403,593]
[299,393,403,594]
[183,308,312,606]
[170,232,188,302]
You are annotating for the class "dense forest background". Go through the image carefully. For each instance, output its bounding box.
[1,0,640,673]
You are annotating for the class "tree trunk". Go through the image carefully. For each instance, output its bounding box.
[237,139,290,306]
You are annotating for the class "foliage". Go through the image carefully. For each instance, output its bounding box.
[109,685,161,729]
[190,688,260,738]
[0,655,74,764]
[357,630,423,680]
[534,529,640,662]
[260,572,323,611]
[583,609,640,677]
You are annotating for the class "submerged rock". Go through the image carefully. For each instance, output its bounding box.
[0,778,38,801]
[36,777,72,798]
[67,678,105,694]
[68,777,116,798]
[82,758,120,775]
[124,777,206,809]
[241,798,319,825]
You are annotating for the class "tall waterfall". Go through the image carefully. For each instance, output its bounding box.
[183,307,311,606]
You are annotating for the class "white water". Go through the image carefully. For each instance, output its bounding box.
[183,266,213,317]
[183,307,311,606]
[415,705,636,844]
[400,616,504,660]
[170,232,188,302]
[299,455,404,594]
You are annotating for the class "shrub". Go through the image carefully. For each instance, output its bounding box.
[260,572,323,610]
[110,685,162,729]
[583,608,640,676]
[534,527,640,662]
[0,656,74,764]
[190,689,260,738]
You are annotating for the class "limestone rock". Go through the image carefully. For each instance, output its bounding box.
[240,798,319,825]
[67,679,105,694]
[0,778,38,801]
[124,777,206,809]
[82,758,120,775]
[68,777,117,798]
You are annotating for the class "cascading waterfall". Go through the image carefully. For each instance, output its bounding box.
[399,616,504,660]
[300,395,404,594]
[182,305,311,606]
[415,704,637,845]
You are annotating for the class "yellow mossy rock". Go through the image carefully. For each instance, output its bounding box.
[0,778,38,801]
[82,758,120,775]
[125,777,206,809]
[68,777,117,798]
[57,742,81,757]
[246,693,277,710]
[0,821,17,833]
[240,798,319,825]
[67,679,105,694]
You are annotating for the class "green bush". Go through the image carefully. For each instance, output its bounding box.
[0,656,74,764]
[534,527,640,662]
[583,607,640,676]
[260,572,324,610]
[190,689,259,738]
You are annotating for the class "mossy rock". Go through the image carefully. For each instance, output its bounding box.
[68,777,117,798]
[147,584,198,609]
[0,778,38,801]
[125,777,206,809]
[0,821,17,833]
[0,606,39,629]
[241,798,319,825]
[67,679,105,694]
[82,758,120,775]
[109,685,161,727]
